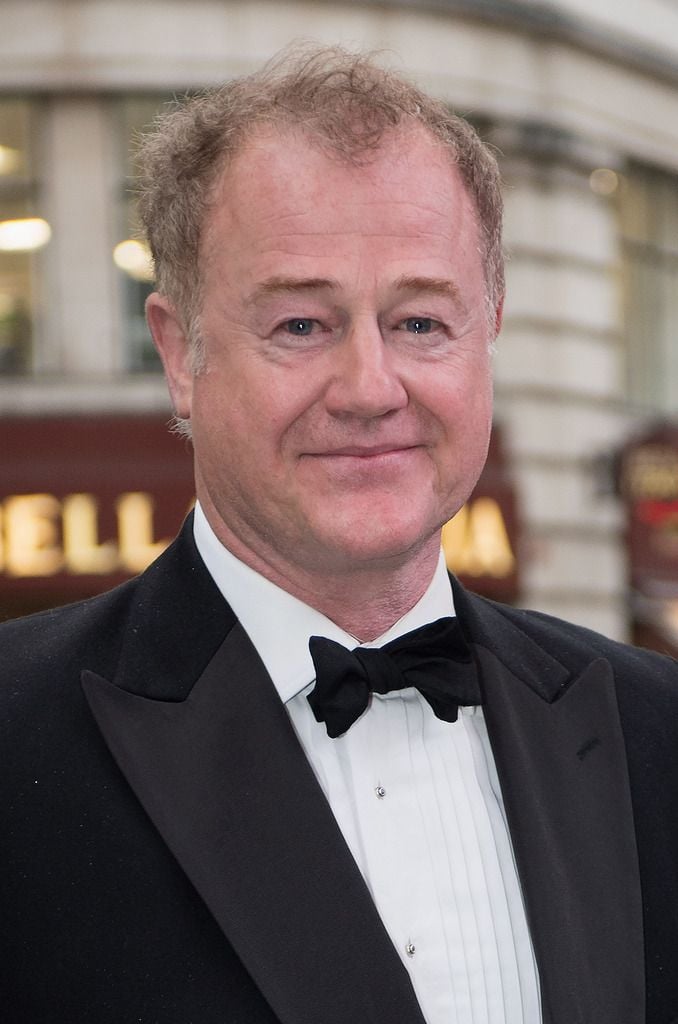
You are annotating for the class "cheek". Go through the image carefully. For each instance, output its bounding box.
[193,379,305,484]
[434,359,492,427]
[432,368,493,466]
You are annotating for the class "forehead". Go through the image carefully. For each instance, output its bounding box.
[200,125,481,282]
[214,123,473,218]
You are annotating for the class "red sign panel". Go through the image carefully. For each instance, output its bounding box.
[618,422,678,653]
[619,423,678,592]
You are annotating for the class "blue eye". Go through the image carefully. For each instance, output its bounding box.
[285,318,315,336]
[404,317,433,334]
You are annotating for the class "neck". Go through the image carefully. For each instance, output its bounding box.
[199,504,441,642]
[275,549,440,641]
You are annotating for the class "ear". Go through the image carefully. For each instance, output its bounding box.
[146,293,194,420]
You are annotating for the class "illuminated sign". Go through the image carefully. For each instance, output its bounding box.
[621,442,678,502]
[0,492,171,578]
[0,490,516,584]
[619,425,678,588]
[442,497,516,580]
[617,423,678,654]
[0,416,195,617]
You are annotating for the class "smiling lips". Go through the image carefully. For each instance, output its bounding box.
[307,438,423,454]
[303,444,424,473]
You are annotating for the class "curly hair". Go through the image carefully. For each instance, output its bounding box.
[137,44,504,365]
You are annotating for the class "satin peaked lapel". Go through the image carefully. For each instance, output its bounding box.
[455,582,645,1024]
[82,621,426,1024]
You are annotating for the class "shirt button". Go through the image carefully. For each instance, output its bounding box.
[405,941,416,957]
[375,785,386,799]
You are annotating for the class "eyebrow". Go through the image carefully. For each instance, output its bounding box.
[246,273,466,309]
[247,277,339,304]
[392,275,463,304]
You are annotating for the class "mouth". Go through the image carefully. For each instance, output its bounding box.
[301,444,425,475]
[307,443,421,458]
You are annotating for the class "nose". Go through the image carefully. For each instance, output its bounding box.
[323,319,408,419]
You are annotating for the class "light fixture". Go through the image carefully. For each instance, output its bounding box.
[0,145,22,176]
[113,239,154,282]
[589,168,619,196]
[0,217,51,252]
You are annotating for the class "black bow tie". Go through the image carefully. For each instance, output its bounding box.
[307,617,481,738]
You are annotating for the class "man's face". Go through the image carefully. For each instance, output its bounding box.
[155,126,496,582]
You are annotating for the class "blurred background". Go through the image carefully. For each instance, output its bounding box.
[2,0,678,653]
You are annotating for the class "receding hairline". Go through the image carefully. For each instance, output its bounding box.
[199,117,488,275]
[137,43,504,356]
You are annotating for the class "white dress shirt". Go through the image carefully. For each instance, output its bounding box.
[193,503,542,1024]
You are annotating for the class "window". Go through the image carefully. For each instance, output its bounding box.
[621,164,678,412]
[113,96,172,372]
[0,99,46,375]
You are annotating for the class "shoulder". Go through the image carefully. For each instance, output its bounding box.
[0,579,138,713]
[462,589,678,747]
[460,589,678,807]
[0,517,199,685]
[491,598,677,684]
[460,582,677,677]
[0,577,137,663]
[1,521,233,719]
[455,577,678,708]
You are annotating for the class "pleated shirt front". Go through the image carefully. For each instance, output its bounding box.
[194,504,542,1024]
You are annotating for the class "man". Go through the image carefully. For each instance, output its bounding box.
[2,47,678,1024]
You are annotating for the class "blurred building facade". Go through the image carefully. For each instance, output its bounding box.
[2,0,678,640]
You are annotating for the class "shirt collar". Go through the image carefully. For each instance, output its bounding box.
[193,502,456,704]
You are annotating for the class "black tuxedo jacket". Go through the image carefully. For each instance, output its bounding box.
[2,520,678,1023]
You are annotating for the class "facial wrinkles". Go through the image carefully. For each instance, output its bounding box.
[206,126,485,278]
[201,137,486,391]
[289,408,441,459]
[256,215,464,258]
[209,155,464,243]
